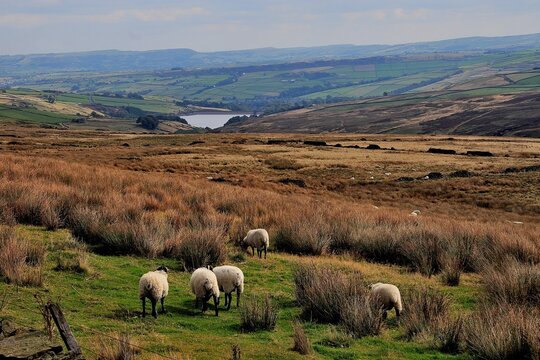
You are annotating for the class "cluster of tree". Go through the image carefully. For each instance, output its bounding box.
[88,104,145,118]
[175,99,248,111]
[154,114,187,124]
[97,91,144,99]
[223,115,257,126]
[136,115,160,130]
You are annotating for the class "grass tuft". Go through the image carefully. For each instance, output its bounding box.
[292,322,313,355]
[240,294,279,332]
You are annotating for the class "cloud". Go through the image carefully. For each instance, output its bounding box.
[0,13,48,27]
[0,7,207,27]
[342,8,428,22]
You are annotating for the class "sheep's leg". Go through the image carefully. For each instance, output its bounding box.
[224,293,229,308]
[395,308,400,325]
[236,288,241,307]
[195,297,199,309]
[226,293,232,311]
[142,297,146,318]
[151,298,158,319]
[264,246,267,259]
[161,297,166,313]
[213,295,219,316]
[202,300,208,312]
[257,249,262,258]
[382,310,387,321]
[252,246,255,256]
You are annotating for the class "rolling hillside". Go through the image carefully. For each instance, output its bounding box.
[2,32,540,74]
[220,91,540,137]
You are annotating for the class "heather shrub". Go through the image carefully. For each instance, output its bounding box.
[294,263,364,323]
[171,227,227,271]
[481,261,540,306]
[401,227,447,277]
[292,322,312,355]
[0,226,45,287]
[274,211,331,256]
[351,226,404,264]
[401,288,451,340]
[98,332,139,360]
[464,305,540,360]
[432,316,464,354]
[440,256,462,286]
[340,294,384,338]
[240,294,278,332]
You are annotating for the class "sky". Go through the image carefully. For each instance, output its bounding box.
[1,0,540,55]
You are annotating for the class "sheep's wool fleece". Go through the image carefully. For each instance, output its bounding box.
[370,283,402,311]
[190,267,220,299]
[139,270,169,300]
[244,229,269,248]
[213,265,244,293]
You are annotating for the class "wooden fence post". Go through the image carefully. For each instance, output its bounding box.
[47,303,82,355]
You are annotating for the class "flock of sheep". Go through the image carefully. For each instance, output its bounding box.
[138,228,403,322]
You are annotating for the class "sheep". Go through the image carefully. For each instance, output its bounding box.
[190,267,220,316]
[139,266,169,319]
[409,210,421,216]
[369,282,403,323]
[212,265,244,310]
[243,228,269,259]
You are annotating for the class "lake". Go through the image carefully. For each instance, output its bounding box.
[182,113,249,129]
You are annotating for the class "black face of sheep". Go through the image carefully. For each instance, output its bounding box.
[156,265,169,273]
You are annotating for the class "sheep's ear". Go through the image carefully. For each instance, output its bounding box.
[207,265,214,271]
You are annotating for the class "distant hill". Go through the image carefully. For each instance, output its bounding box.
[2,33,540,75]
[220,91,540,137]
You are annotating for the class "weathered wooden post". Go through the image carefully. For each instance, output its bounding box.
[47,303,82,355]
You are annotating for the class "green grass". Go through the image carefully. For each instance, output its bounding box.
[0,104,72,124]
[0,226,477,359]
[56,93,181,113]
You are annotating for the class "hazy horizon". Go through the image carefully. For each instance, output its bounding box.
[2,0,540,56]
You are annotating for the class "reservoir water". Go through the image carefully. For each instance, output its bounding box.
[182,113,249,129]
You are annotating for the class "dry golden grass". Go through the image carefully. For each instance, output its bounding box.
[0,226,45,286]
[1,125,538,222]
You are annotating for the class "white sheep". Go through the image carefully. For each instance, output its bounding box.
[139,266,169,319]
[212,265,244,310]
[243,228,269,259]
[190,267,221,316]
[369,282,403,323]
[409,210,421,216]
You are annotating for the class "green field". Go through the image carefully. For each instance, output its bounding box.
[0,103,72,124]
[10,50,539,109]
[56,93,182,113]
[1,226,476,359]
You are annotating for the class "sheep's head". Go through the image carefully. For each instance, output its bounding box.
[156,265,169,273]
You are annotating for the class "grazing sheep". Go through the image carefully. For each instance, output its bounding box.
[369,282,403,323]
[213,265,244,310]
[409,210,421,216]
[243,229,269,259]
[190,267,220,316]
[139,266,169,319]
